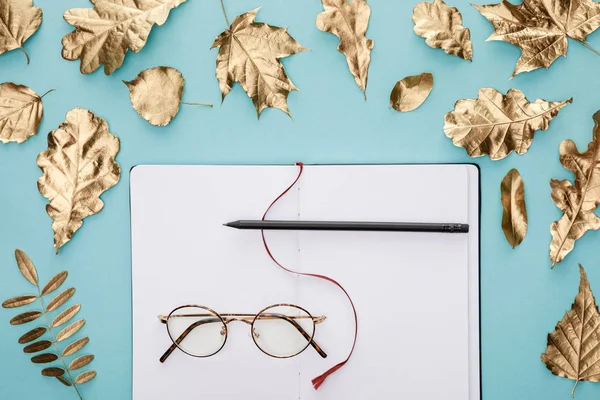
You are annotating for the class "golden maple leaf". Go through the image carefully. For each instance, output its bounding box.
[542,265,600,397]
[36,108,121,254]
[0,0,42,64]
[211,8,307,118]
[473,0,600,77]
[0,83,53,144]
[316,0,374,99]
[550,111,600,267]
[500,168,527,248]
[444,88,571,160]
[62,0,186,75]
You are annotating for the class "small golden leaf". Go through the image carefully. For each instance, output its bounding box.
[10,310,41,325]
[75,370,96,384]
[69,354,94,370]
[56,319,85,342]
[63,337,89,357]
[52,304,81,327]
[18,327,46,344]
[541,265,600,397]
[37,108,121,253]
[42,271,68,296]
[413,0,472,61]
[31,353,58,363]
[316,0,373,98]
[124,66,184,127]
[0,83,46,144]
[500,169,527,248]
[0,0,42,64]
[2,295,37,308]
[15,249,37,285]
[550,111,600,267]
[444,88,572,160]
[56,376,72,386]
[62,0,187,75]
[23,340,52,353]
[390,73,434,113]
[211,8,308,118]
[42,367,65,377]
[46,288,76,312]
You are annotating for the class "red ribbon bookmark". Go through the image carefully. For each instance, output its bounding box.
[261,162,358,390]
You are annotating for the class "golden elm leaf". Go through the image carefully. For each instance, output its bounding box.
[211,8,307,118]
[69,354,94,370]
[62,0,187,75]
[444,88,572,160]
[56,376,72,386]
[36,108,121,253]
[0,83,52,144]
[56,319,85,342]
[18,327,46,344]
[473,0,600,78]
[541,265,600,397]
[412,0,472,61]
[2,294,37,308]
[550,111,600,267]
[46,288,76,312]
[390,72,434,112]
[63,337,89,356]
[52,304,80,328]
[500,168,527,248]
[31,353,58,363]
[0,0,42,64]
[23,340,52,353]
[75,370,96,385]
[42,367,65,377]
[10,310,41,325]
[316,0,373,98]
[41,271,67,296]
[15,249,37,285]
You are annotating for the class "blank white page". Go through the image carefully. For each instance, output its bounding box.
[130,164,480,400]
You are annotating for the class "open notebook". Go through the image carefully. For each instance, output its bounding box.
[130,164,480,400]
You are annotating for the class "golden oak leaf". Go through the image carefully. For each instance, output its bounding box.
[0,0,42,64]
[36,108,121,254]
[390,72,434,112]
[413,0,473,61]
[444,88,571,160]
[211,8,307,118]
[500,168,527,248]
[542,265,600,397]
[316,0,373,98]
[473,0,600,77]
[62,0,186,75]
[550,111,600,267]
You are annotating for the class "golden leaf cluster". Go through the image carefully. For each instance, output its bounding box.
[500,168,527,248]
[0,0,42,64]
[390,72,434,113]
[2,250,96,395]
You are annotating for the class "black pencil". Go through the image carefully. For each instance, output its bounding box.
[224,220,469,233]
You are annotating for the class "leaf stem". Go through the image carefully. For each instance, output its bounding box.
[571,379,579,398]
[19,47,30,65]
[40,89,56,99]
[577,40,600,57]
[219,0,230,27]
[181,101,213,107]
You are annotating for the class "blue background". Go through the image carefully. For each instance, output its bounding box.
[0,0,598,398]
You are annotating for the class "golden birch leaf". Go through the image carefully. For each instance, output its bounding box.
[550,111,600,267]
[15,249,37,285]
[69,355,94,370]
[31,353,58,363]
[2,295,37,308]
[390,72,434,112]
[10,310,41,325]
[500,168,527,248]
[42,367,65,377]
[0,83,49,144]
[56,376,72,386]
[23,340,52,353]
[52,304,80,328]
[412,0,473,61]
[46,288,76,312]
[211,8,307,118]
[63,337,89,356]
[444,88,572,160]
[18,327,46,344]
[541,265,600,397]
[36,108,121,253]
[0,0,42,64]
[75,370,96,384]
[473,0,600,77]
[316,0,373,98]
[56,319,85,342]
[41,271,67,296]
[62,0,187,75]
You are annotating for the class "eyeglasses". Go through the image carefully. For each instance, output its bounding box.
[158,304,328,361]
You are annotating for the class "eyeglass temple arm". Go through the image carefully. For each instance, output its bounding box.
[262,313,327,358]
[159,317,223,363]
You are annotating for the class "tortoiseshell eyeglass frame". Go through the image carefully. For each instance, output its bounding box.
[158,303,328,362]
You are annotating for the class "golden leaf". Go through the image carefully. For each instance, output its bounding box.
[52,304,80,328]
[42,367,65,377]
[444,88,572,160]
[412,0,472,61]
[541,265,600,397]
[46,288,76,312]
[10,310,41,325]
[23,340,52,353]
[211,8,307,118]
[69,355,94,370]
[550,111,600,267]
[31,353,58,364]
[75,370,96,385]
[56,319,85,342]
[2,295,37,308]
[63,337,89,357]
[41,271,67,296]
[500,169,528,248]
[0,0,42,64]
[473,0,600,77]
[37,108,121,253]
[18,327,46,344]
[56,376,72,386]
[0,83,50,144]
[316,0,373,98]
[390,72,434,112]
[62,0,187,75]
[15,249,37,285]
